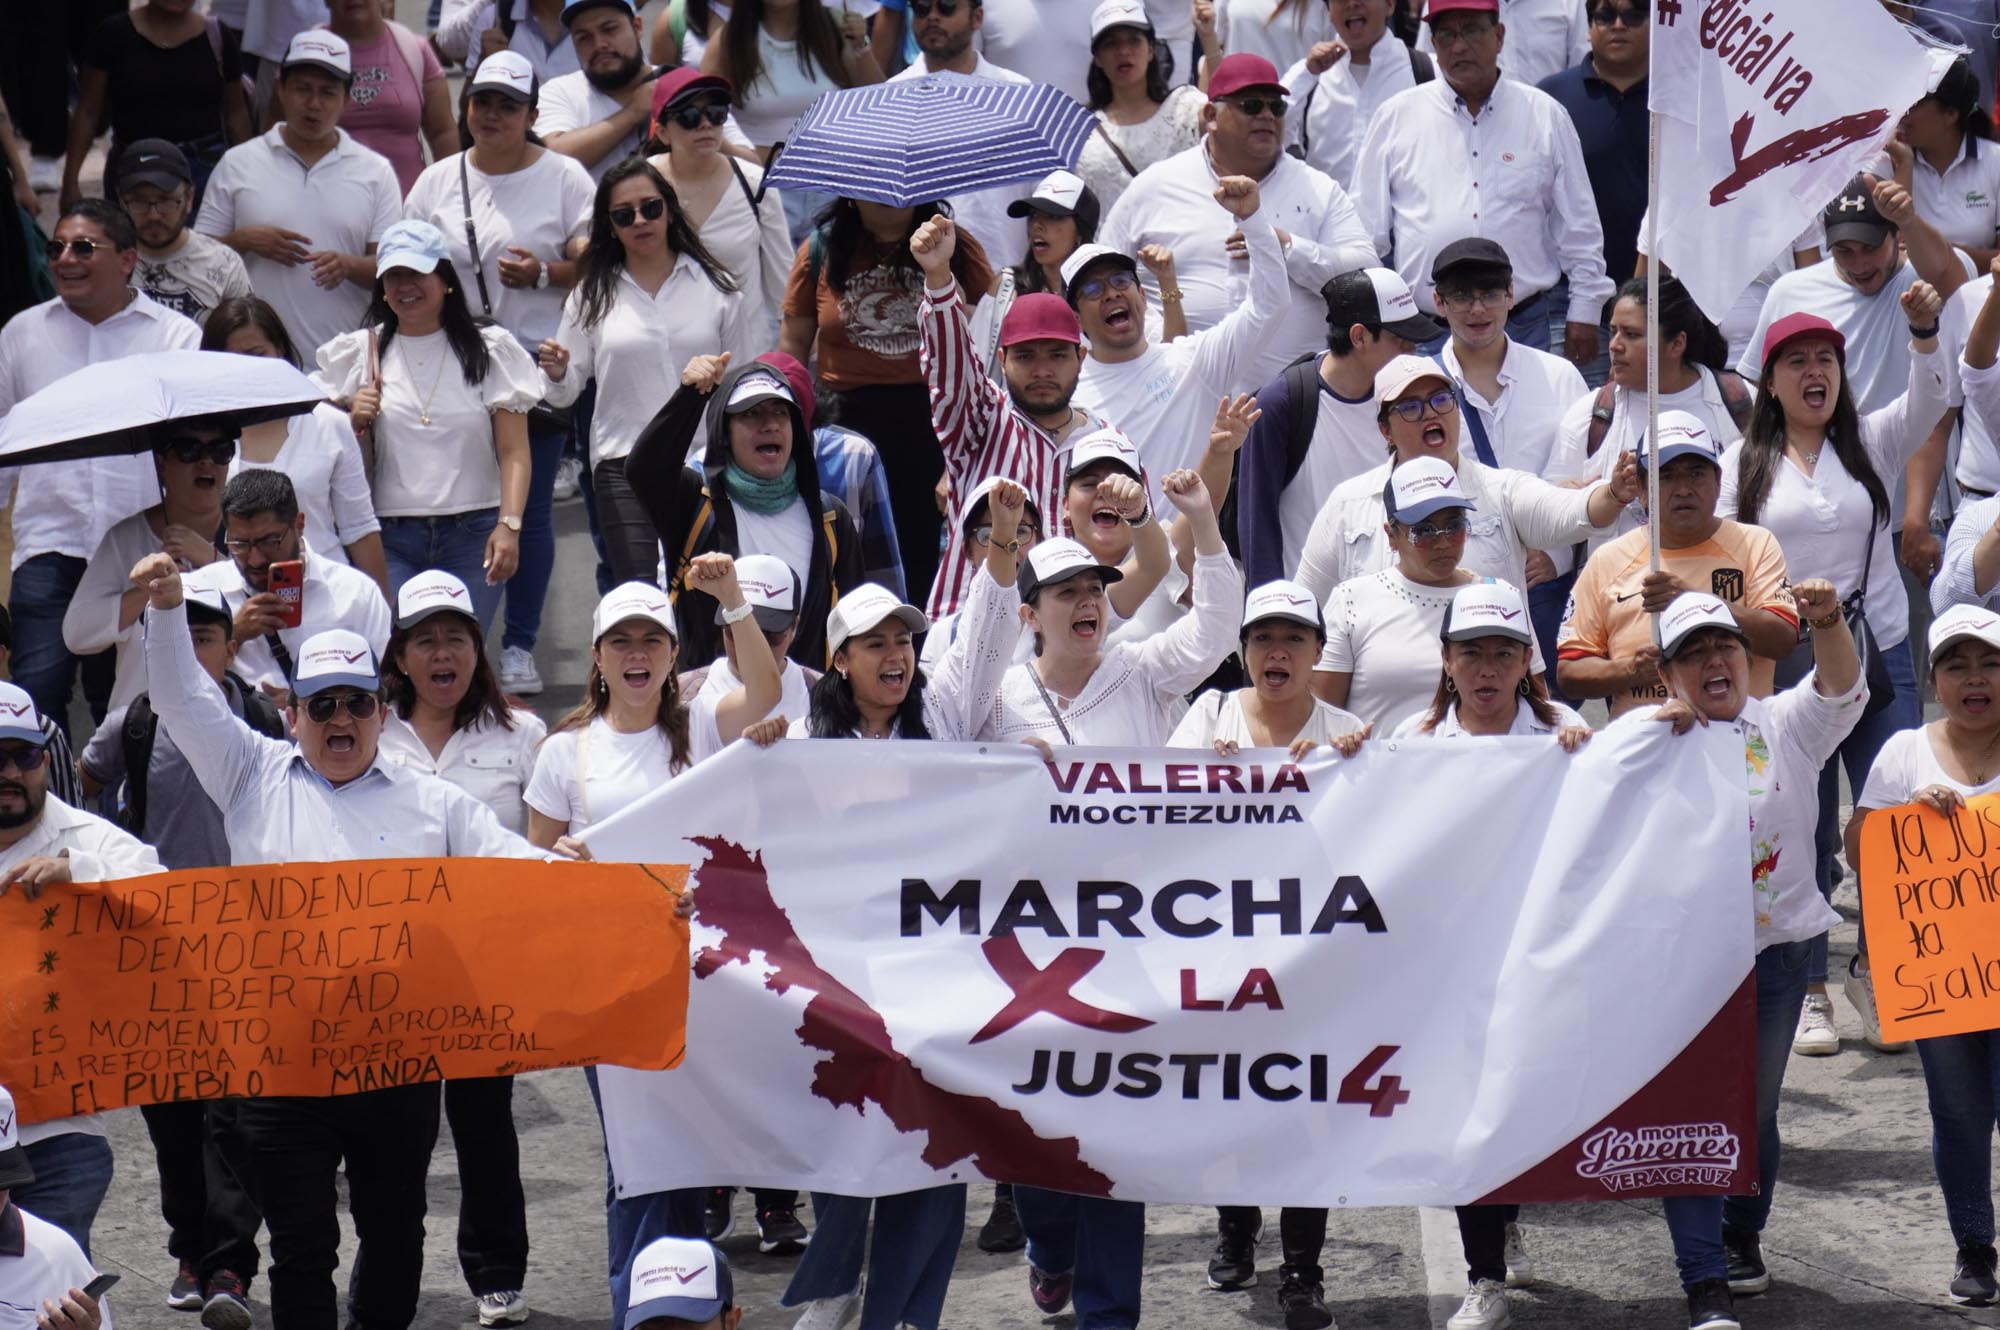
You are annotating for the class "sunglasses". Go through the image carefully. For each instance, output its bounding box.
[667,102,730,130]
[1400,516,1471,546]
[1224,96,1288,118]
[303,691,380,724]
[0,743,49,774]
[910,0,963,14]
[46,237,108,260]
[1591,5,1646,26]
[1074,270,1138,301]
[158,436,237,465]
[1387,388,1460,423]
[609,196,668,228]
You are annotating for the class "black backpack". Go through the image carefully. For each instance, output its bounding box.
[1220,352,1323,556]
[1291,46,1434,162]
[119,674,287,832]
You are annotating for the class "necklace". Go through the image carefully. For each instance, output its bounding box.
[407,338,451,427]
[1944,720,2000,783]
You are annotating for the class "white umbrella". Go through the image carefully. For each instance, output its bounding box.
[0,350,326,467]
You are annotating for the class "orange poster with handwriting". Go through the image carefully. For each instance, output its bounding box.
[0,858,689,1123]
[1858,798,2000,1043]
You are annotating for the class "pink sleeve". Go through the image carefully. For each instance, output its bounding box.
[420,35,444,81]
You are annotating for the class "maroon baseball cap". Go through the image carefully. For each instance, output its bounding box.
[999,293,1083,348]
[1208,53,1286,101]
[1424,0,1500,18]
[652,68,733,123]
[756,351,816,426]
[1760,312,1846,371]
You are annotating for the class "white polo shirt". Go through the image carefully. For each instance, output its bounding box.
[1415,0,1591,88]
[1434,336,1590,479]
[0,292,201,569]
[378,707,549,835]
[194,127,401,360]
[889,56,1033,264]
[976,0,1095,103]
[200,539,393,692]
[0,1203,116,1329]
[539,72,757,183]
[1281,41,1423,192]
[1352,75,1611,325]
[1911,133,2000,255]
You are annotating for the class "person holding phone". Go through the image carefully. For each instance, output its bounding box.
[0,1088,112,1330]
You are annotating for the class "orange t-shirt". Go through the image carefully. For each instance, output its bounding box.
[783,229,994,391]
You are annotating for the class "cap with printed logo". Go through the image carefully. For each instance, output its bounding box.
[998,292,1083,348]
[1374,352,1456,407]
[1424,0,1500,19]
[958,475,1044,536]
[562,0,637,26]
[1928,603,2000,666]
[293,629,381,698]
[0,682,43,747]
[180,566,236,637]
[1323,268,1445,344]
[653,67,734,121]
[717,553,801,632]
[1760,311,1846,374]
[826,584,929,655]
[1243,580,1324,636]
[624,1236,732,1330]
[1208,53,1287,100]
[1630,408,1724,471]
[1018,536,1125,602]
[375,219,451,276]
[114,139,193,193]
[1822,174,1893,245]
[1384,455,1475,524]
[282,30,353,79]
[1441,580,1533,645]
[396,569,479,629]
[724,368,796,415]
[593,582,678,641]
[0,1085,34,1188]
[1431,236,1513,289]
[469,50,536,103]
[1090,0,1154,41]
[1060,243,1139,303]
[1007,170,1101,237]
[1064,427,1144,483]
[1658,592,1749,659]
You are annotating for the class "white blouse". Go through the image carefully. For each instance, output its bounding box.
[230,402,381,563]
[1075,84,1207,213]
[652,153,795,349]
[1168,690,1364,749]
[1390,697,1588,739]
[377,707,548,834]
[1216,0,1337,73]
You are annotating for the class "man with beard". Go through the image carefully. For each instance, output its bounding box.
[914,214,1107,616]
[113,140,251,327]
[0,679,165,1258]
[538,0,658,182]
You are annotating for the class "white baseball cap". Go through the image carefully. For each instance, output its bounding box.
[719,553,800,632]
[1007,169,1097,228]
[624,1236,731,1330]
[1441,580,1534,646]
[1243,580,1324,635]
[1060,242,1139,296]
[1658,592,1750,659]
[957,474,1045,533]
[826,584,928,655]
[1384,455,1475,524]
[0,683,42,747]
[593,582,678,641]
[0,1085,33,1188]
[1928,603,2000,666]
[1631,408,1724,470]
[1018,536,1125,602]
[282,30,352,79]
[724,370,795,415]
[469,50,536,102]
[1064,427,1144,483]
[1091,0,1153,39]
[396,569,478,629]
[293,629,380,698]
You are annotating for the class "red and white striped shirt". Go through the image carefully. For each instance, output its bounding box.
[922,283,1099,616]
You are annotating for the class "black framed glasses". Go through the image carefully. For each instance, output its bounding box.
[1591,4,1647,27]
[609,196,668,228]
[304,691,380,724]
[0,743,50,773]
[910,0,963,14]
[1402,516,1471,546]
[1387,388,1460,423]
[223,531,293,559]
[1224,96,1288,119]
[46,237,106,261]
[668,103,730,130]
[972,522,1043,547]
[122,191,190,217]
[1437,287,1509,312]
[158,436,237,465]
[1074,270,1138,302]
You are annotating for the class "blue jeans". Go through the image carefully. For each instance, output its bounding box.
[783,1188,965,1329]
[500,425,567,653]
[1013,1187,1145,1329]
[380,510,502,633]
[1530,570,1575,704]
[581,1067,705,1330]
[1809,635,1920,982]
[17,1131,115,1258]
[9,552,114,739]
[782,187,837,248]
[1507,287,1559,354]
[1916,1027,2000,1246]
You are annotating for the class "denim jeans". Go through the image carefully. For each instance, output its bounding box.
[500,425,567,653]
[1916,1027,2000,1246]
[582,1066,705,1330]
[16,1131,114,1258]
[1530,571,1575,704]
[1013,1187,1145,1329]
[783,1188,965,1329]
[9,552,114,738]
[380,510,502,632]
[1506,288,1558,355]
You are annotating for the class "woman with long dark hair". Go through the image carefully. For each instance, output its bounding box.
[1900,53,2000,264]
[537,157,756,586]
[315,218,539,630]
[1720,297,1949,1060]
[1076,4,1206,211]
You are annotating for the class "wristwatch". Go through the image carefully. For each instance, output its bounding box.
[720,602,758,625]
[498,514,523,532]
[534,264,551,291]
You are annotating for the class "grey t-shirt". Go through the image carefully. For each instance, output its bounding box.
[80,681,258,871]
[135,230,254,327]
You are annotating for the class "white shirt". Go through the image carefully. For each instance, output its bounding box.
[63,511,200,714]
[1391,695,1587,737]
[142,600,547,865]
[733,499,815,579]
[652,153,796,349]
[695,655,813,731]
[1415,0,1591,88]
[435,0,582,83]
[403,148,596,347]
[377,706,548,834]
[1943,275,2000,493]
[1435,336,1589,479]
[1168,689,1363,749]
[1352,76,1611,325]
[1911,133,2000,254]
[243,0,320,61]
[542,263,758,466]
[1550,368,1747,551]
[194,128,402,359]
[1215,0,1337,72]
[0,293,201,568]
[1275,368,1388,580]
[1281,41,1422,192]
[1318,569,1539,731]
[538,73,757,183]
[1735,257,1939,413]
[1935,491,2000,613]
[1860,723,2000,810]
[230,404,382,564]
[889,56,1034,263]
[1076,85,1209,214]
[975,0,1095,103]
[731,28,847,147]
[1100,142,1378,388]
[0,1203,117,1327]
[525,715,722,833]
[200,540,393,692]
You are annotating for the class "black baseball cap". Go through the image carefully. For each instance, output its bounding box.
[1823,174,1893,246]
[1322,268,1444,343]
[115,139,193,193]
[1431,236,1513,289]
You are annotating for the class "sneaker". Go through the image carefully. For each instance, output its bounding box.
[1953,1242,2000,1305]
[1445,1278,1511,1329]
[704,1187,735,1242]
[1792,992,1839,1056]
[977,1183,1025,1253]
[168,1262,203,1311]
[200,1272,253,1330]
[1276,1269,1335,1329]
[499,644,543,696]
[29,155,61,191]
[1721,1225,1769,1296]
[1207,1218,1261,1290]
[1843,965,1911,1053]
[757,1204,810,1255]
[552,456,582,503]
[1028,1265,1073,1314]
[1502,1222,1535,1288]
[792,1293,860,1329]
[1685,1277,1741,1328]
[478,1290,530,1326]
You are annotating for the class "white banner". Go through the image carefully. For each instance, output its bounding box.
[1648,0,1931,324]
[585,724,1758,1207]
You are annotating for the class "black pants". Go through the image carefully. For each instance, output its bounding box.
[592,456,663,589]
[444,1077,528,1297]
[234,1085,441,1330]
[823,382,944,608]
[1456,1202,1521,1285]
[141,1099,261,1283]
[1217,1205,1329,1284]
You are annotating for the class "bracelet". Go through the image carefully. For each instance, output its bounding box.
[1807,610,1843,632]
[1909,323,1939,339]
[1003,539,1022,555]
[1124,507,1152,528]
[1159,287,1185,304]
[720,602,758,625]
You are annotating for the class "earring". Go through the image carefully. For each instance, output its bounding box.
[1518,677,1531,697]
[1443,677,1456,694]
[596,675,608,698]
[837,667,849,681]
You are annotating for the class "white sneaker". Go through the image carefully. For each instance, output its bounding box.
[477,1291,529,1326]
[28,155,61,190]
[792,1294,859,1329]
[1843,967,1910,1053]
[1791,992,1839,1056]
[499,644,543,696]
[1503,1222,1535,1288]
[1446,1278,1512,1329]
[552,456,582,503]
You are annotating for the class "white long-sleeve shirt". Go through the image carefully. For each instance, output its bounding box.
[1280,42,1422,192]
[434,0,581,82]
[1433,336,1589,479]
[1936,492,2000,614]
[1099,141,1378,389]
[197,540,392,694]
[1415,0,1591,88]
[1352,75,1610,325]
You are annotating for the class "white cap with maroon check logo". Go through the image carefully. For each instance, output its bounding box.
[1441,580,1534,646]
[396,570,477,629]
[292,629,380,698]
[624,1236,731,1329]
[1243,580,1324,635]
[0,1083,33,1187]
[0,682,43,746]
[1928,603,2000,667]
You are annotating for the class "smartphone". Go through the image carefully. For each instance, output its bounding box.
[267,560,305,630]
[81,1273,120,1300]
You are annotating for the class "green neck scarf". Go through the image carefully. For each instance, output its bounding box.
[724,457,800,515]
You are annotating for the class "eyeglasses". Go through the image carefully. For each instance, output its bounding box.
[1438,287,1509,312]
[1387,388,1460,422]
[1400,516,1471,546]
[303,691,380,724]
[1074,270,1138,301]
[609,196,668,228]
[46,237,108,261]
[1223,96,1288,118]
[1431,19,1496,46]
[223,530,294,559]
[158,436,237,465]
[1591,5,1646,27]
[667,102,730,130]
[910,0,963,14]
[122,192,189,217]
[0,743,49,774]
[972,522,1042,547]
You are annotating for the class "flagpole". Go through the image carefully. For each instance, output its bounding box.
[1645,108,1662,579]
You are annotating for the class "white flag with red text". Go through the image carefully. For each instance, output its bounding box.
[1649,0,1932,323]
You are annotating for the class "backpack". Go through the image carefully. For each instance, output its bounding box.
[1219,352,1322,554]
[669,490,842,601]
[119,676,287,832]
[1293,45,1433,161]
[1583,369,1755,458]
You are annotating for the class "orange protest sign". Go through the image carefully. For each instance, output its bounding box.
[0,858,689,1124]
[1858,797,2000,1043]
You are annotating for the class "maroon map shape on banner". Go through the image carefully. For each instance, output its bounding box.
[687,836,1116,1196]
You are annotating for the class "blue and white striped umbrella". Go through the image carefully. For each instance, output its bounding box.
[764,73,1096,207]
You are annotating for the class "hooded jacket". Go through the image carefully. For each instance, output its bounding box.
[628,360,861,669]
